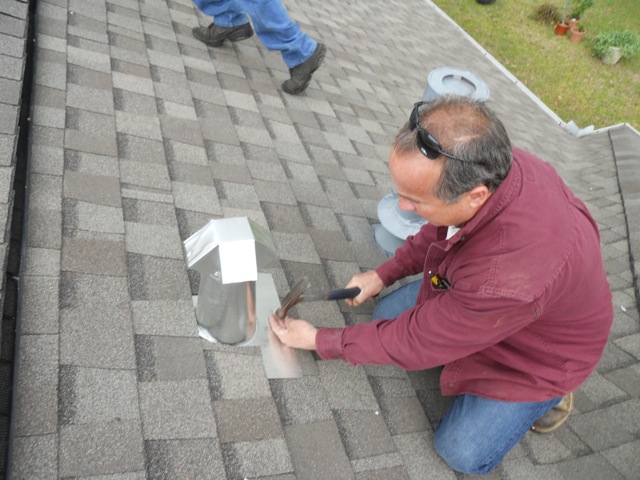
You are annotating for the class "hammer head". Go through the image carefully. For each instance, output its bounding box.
[275,278,310,319]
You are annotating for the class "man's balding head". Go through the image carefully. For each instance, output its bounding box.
[394,96,512,204]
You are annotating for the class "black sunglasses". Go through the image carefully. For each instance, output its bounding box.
[409,101,468,162]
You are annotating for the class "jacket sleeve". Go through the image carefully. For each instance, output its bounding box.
[316,286,537,370]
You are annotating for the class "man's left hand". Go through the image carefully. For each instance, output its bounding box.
[269,314,318,350]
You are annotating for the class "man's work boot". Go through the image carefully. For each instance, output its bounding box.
[531,392,574,434]
[192,23,253,47]
[282,43,326,95]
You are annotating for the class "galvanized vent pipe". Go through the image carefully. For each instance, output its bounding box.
[184,217,301,378]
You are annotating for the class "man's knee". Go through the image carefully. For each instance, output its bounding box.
[434,429,497,475]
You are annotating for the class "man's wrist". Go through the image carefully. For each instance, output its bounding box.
[315,328,345,360]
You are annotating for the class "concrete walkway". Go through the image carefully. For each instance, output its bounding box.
[5,0,640,478]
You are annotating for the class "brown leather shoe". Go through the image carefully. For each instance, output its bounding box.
[531,392,574,434]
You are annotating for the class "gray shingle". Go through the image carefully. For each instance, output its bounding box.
[64,171,121,207]
[284,421,352,480]
[130,299,199,337]
[270,376,333,425]
[59,304,136,369]
[501,457,562,480]
[16,334,58,388]
[61,235,127,276]
[115,111,163,141]
[392,432,455,480]
[74,201,125,234]
[318,361,378,411]
[522,432,573,465]
[22,246,61,276]
[165,139,208,165]
[114,88,158,115]
[335,409,396,460]
[0,103,18,134]
[120,159,171,190]
[19,275,60,334]
[67,45,111,73]
[127,254,191,300]
[118,133,165,163]
[160,115,204,146]
[214,397,283,443]
[13,381,58,436]
[122,198,175,225]
[0,133,16,167]
[205,349,272,400]
[145,438,226,480]
[601,440,640,480]
[139,379,217,439]
[59,366,139,425]
[65,128,118,156]
[59,421,145,477]
[59,271,129,309]
[377,395,430,436]
[171,181,222,215]
[568,409,635,452]
[0,76,21,105]
[135,335,206,382]
[556,453,625,480]
[10,435,58,479]
[271,231,322,264]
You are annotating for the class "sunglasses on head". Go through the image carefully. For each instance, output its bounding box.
[409,101,468,162]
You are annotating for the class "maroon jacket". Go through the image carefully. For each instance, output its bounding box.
[317,148,613,402]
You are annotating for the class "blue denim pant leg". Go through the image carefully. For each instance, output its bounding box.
[434,394,563,474]
[193,0,248,27]
[193,0,316,68]
[372,280,422,320]
[242,0,316,67]
[373,282,562,474]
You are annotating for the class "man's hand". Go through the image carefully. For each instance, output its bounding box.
[345,270,385,306]
[269,314,318,350]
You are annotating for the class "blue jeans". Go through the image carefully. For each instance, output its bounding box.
[193,0,317,68]
[373,281,562,474]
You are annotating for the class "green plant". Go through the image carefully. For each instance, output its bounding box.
[570,0,594,19]
[575,21,586,32]
[593,30,640,59]
[560,0,571,24]
[432,0,639,129]
[535,3,560,23]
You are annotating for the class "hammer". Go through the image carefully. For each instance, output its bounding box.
[275,278,360,319]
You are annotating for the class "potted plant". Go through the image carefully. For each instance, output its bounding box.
[593,30,640,64]
[570,21,586,42]
[555,0,572,35]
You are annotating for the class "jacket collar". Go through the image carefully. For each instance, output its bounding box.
[441,149,523,247]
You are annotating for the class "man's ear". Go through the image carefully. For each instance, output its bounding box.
[467,185,491,210]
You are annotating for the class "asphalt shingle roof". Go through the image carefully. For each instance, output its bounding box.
[3,0,640,478]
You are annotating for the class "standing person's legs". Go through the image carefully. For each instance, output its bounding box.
[434,394,562,474]
[194,0,248,26]
[241,0,325,94]
[240,0,315,67]
[193,0,325,94]
[192,0,254,46]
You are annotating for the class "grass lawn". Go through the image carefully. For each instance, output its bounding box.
[432,0,640,130]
